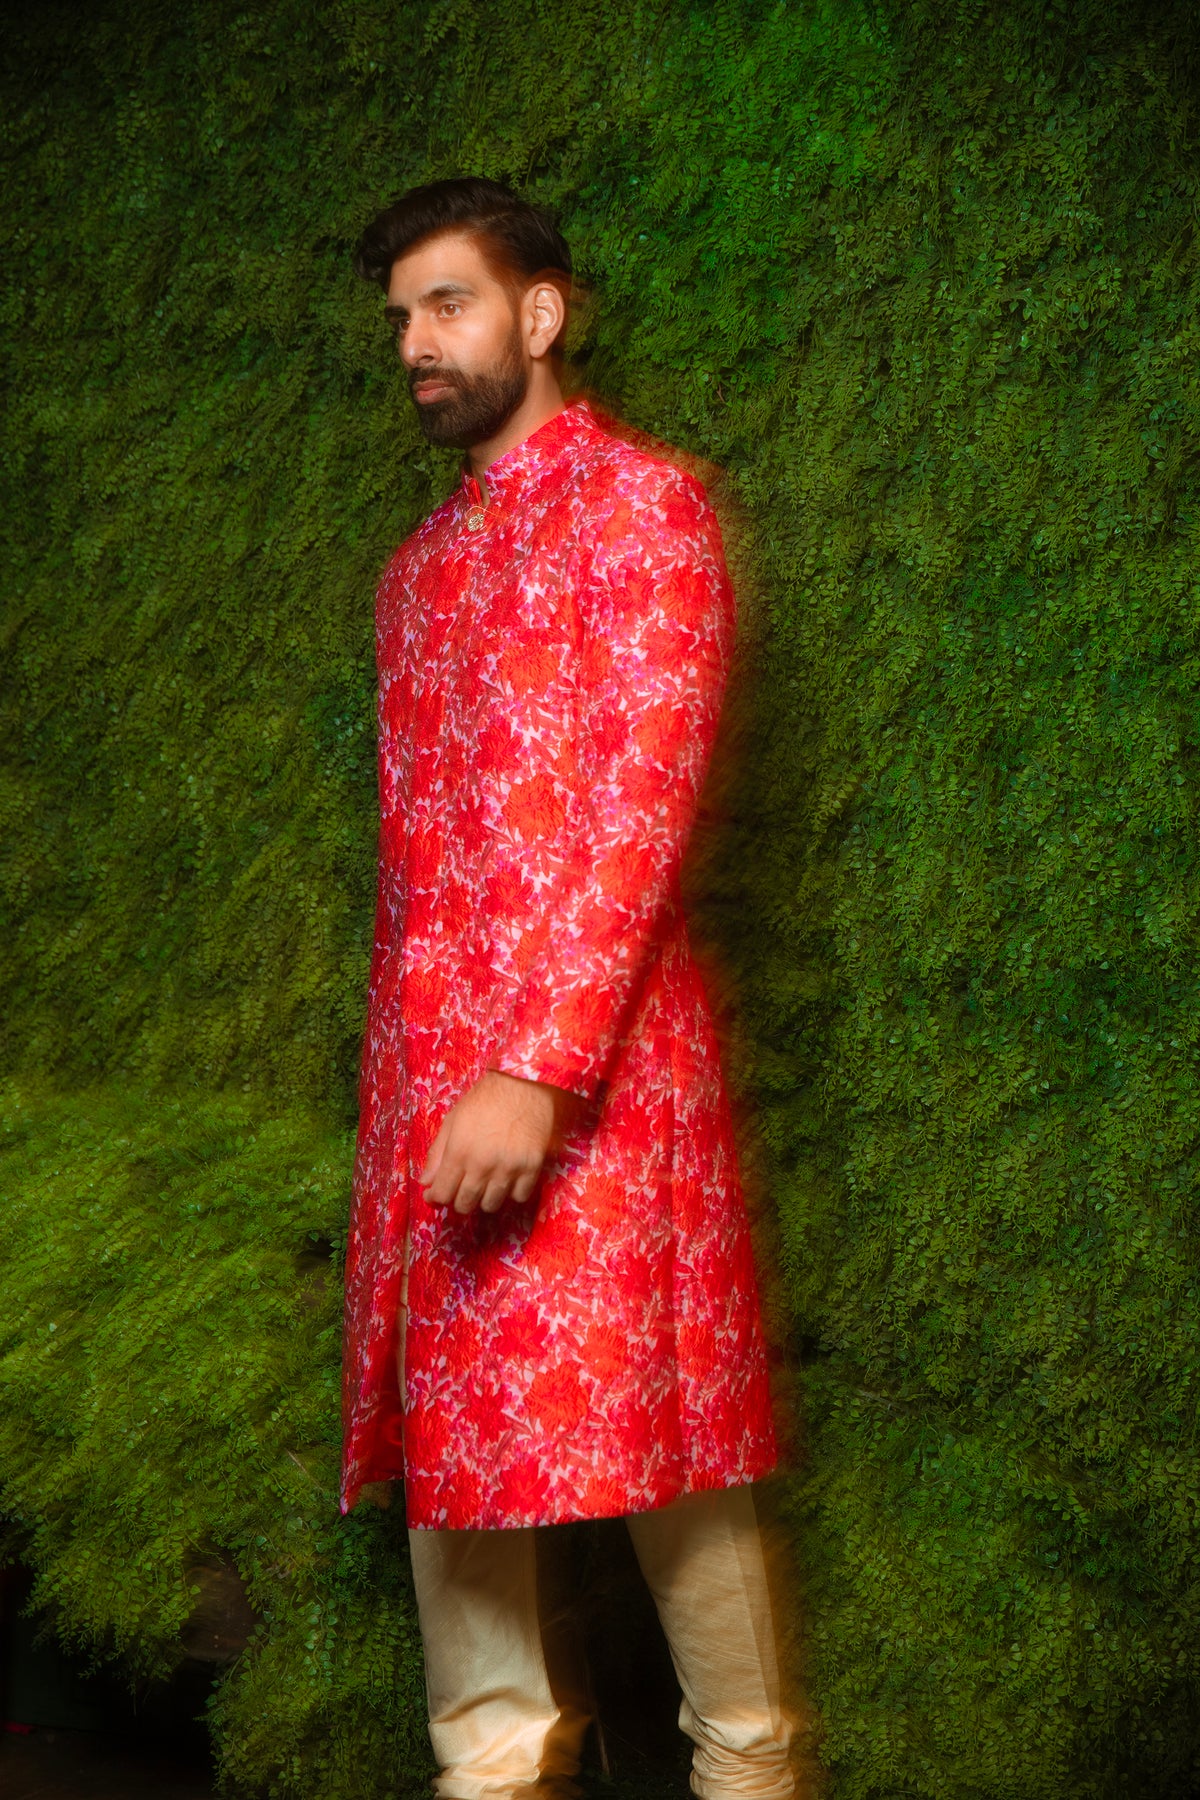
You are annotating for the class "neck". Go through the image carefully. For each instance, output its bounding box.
[467,365,566,491]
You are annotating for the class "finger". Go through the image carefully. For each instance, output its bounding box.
[419,1118,451,1187]
[510,1166,542,1206]
[424,1149,465,1208]
[452,1177,487,1216]
[479,1175,513,1214]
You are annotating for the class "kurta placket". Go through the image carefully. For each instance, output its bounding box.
[341,401,777,1529]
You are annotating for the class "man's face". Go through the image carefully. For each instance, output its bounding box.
[384,232,528,449]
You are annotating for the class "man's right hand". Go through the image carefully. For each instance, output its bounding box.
[418,1068,583,1215]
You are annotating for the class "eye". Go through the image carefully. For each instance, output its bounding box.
[439,302,462,318]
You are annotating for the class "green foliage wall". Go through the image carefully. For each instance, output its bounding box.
[3,0,1200,1794]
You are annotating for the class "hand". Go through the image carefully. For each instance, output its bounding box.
[418,1069,583,1216]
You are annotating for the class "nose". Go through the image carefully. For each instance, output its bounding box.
[398,320,437,369]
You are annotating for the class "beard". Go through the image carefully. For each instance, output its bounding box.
[409,331,528,449]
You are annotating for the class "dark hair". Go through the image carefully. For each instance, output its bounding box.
[353,176,572,292]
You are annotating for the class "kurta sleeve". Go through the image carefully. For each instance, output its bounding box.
[491,463,734,1100]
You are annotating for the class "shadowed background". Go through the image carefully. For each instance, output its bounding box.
[3,0,1200,1794]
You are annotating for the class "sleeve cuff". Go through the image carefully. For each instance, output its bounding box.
[488,1042,598,1102]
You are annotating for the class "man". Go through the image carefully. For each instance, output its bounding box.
[342,176,794,1800]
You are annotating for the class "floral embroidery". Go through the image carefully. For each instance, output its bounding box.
[341,400,776,1527]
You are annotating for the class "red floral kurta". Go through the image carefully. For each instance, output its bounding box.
[341,399,776,1527]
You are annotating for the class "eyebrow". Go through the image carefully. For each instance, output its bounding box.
[383,280,476,322]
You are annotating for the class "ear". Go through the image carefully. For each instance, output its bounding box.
[525,278,567,360]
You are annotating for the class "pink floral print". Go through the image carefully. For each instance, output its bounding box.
[341,400,776,1527]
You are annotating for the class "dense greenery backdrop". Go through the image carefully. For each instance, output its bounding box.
[3,0,1200,1794]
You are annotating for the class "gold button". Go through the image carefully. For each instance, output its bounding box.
[466,507,486,532]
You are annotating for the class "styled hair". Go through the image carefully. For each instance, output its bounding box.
[353,176,573,292]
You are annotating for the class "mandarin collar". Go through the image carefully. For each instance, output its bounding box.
[461,398,592,509]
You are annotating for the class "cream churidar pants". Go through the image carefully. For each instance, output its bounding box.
[406,1484,795,1799]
